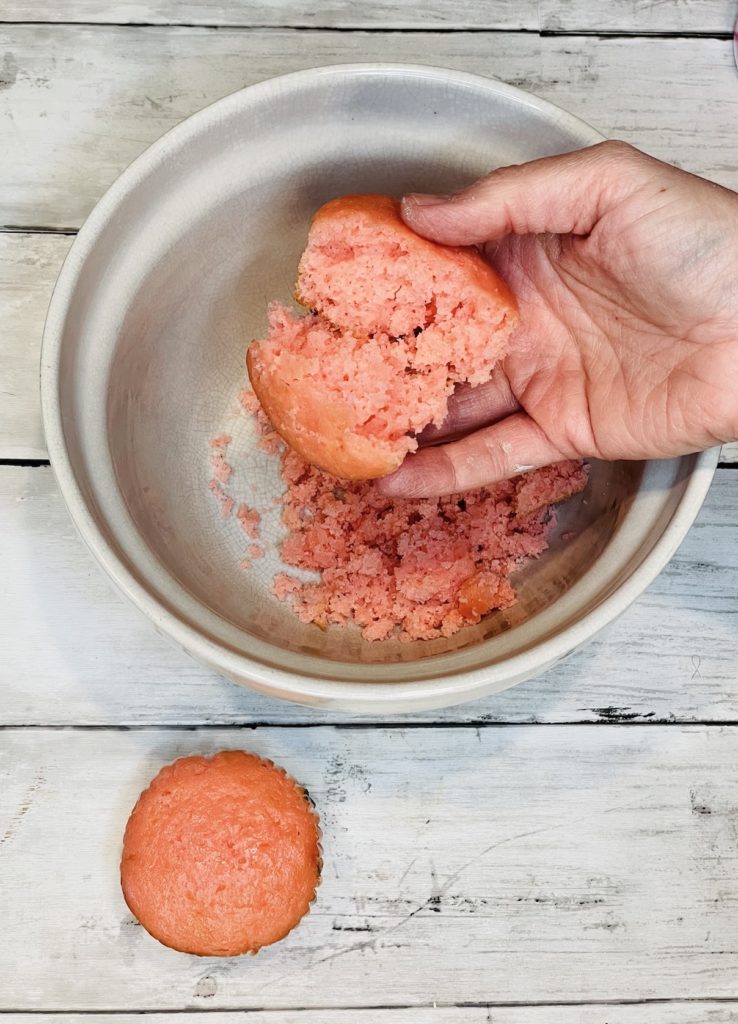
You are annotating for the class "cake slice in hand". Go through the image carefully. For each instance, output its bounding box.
[247,194,518,480]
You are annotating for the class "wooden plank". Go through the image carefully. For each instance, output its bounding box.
[0,0,732,33]
[2,232,737,463]
[1,465,736,726]
[0,0,539,29]
[539,0,736,35]
[3,725,738,1008]
[5,1006,738,1023]
[0,232,72,460]
[0,29,736,231]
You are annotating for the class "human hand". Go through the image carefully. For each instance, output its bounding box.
[378,142,738,497]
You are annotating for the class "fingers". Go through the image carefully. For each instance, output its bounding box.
[401,140,644,246]
[378,413,569,498]
[417,372,520,446]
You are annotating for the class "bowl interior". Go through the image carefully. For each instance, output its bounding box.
[50,66,700,686]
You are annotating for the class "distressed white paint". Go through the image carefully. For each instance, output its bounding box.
[0,29,737,231]
[1,232,736,463]
[1,465,736,726]
[5,1007,738,1023]
[0,233,72,460]
[0,0,539,28]
[539,0,736,33]
[3,725,738,1009]
[0,0,732,32]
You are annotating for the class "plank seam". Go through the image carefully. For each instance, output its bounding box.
[2,721,738,730]
[1,226,78,236]
[0,22,732,40]
[4,995,738,1013]
[0,460,50,468]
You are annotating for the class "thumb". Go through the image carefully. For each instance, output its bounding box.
[377,413,573,498]
[401,140,642,246]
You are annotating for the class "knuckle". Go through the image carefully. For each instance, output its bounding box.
[479,433,510,480]
[437,447,461,494]
[595,139,639,164]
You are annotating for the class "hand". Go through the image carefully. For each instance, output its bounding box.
[378,141,738,497]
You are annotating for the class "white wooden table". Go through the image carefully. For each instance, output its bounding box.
[2,2,738,1021]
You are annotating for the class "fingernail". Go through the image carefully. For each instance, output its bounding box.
[403,192,447,208]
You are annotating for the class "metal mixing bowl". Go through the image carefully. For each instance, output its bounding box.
[41,64,718,713]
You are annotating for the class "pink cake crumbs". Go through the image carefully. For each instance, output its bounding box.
[239,544,265,571]
[207,397,588,641]
[239,389,262,416]
[236,503,261,539]
[240,387,285,454]
[210,449,233,484]
[258,430,286,455]
[270,448,588,642]
[274,573,303,600]
[209,433,232,449]
[515,461,588,516]
[208,479,234,520]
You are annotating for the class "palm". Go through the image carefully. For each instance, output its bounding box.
[489,187,738,460]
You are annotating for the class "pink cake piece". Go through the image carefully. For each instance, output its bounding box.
[239,544,265,571]
[209,433,232,449]
[208,479,234,520]
[247,194,518,481]
[236,503,261,539]
[210,449,233,484]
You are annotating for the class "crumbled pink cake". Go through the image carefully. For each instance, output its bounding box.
[239,543,266,571]
[247,195,518,480]
[239,388,285,455]
[209,434,232,449]
[210,392,588,642]
[210,449,233,484]
[208,479,234,520]
[236,504,261,539]
[272,447,588,642]
[515,462,591,516]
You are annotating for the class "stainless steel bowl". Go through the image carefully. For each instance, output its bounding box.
[41,64,718,713]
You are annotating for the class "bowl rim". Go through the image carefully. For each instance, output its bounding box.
[40,62,721,709]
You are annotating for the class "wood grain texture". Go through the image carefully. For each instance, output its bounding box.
[5,1007,738,1023]
[3,725,738,1008]
[0,28,737,231]
[1,465,736,726]
[0,233,72,460]
[538,0,736,34]
[0,0,540,29]
[0,0,732,32]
